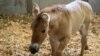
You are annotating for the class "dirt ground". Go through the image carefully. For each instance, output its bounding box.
[0,14,100,56]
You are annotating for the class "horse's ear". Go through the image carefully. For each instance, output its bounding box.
[41,13,50,22]
[33,3,40,16]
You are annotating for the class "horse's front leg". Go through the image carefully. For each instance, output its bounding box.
[50,35,70,56]
[55,36,70,56]
[49,37,60,56]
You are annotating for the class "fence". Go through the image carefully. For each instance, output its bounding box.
[0,0,100,14]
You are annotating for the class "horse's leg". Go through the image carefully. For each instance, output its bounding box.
[79,18,90,56]
[54,35,70,56]
[49,37,60,56]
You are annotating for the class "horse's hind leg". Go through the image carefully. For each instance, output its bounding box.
[79,18,90,56]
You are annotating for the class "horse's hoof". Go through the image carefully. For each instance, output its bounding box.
[85,46,89,50]
[79,54,83,56]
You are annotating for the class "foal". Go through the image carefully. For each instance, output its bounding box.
[29,1,93,56]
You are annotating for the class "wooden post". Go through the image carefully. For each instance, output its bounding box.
[26,0,33,15]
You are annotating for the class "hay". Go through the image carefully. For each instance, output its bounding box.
[0,14,100,56]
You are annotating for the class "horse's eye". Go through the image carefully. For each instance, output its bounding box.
[42,30,45,33]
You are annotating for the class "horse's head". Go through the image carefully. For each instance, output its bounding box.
[29,4,50,54]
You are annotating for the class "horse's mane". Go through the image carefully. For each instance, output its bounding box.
[41,5,65,13]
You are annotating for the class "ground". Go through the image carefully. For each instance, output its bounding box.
[0,14,100,56]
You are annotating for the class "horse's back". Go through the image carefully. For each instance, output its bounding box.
[65,1,92,34]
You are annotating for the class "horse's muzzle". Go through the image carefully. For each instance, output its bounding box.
[29,43,39,54]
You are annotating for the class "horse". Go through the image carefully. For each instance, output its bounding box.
[29,1,93,56]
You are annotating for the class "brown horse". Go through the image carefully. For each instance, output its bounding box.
[29,1,93,56]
